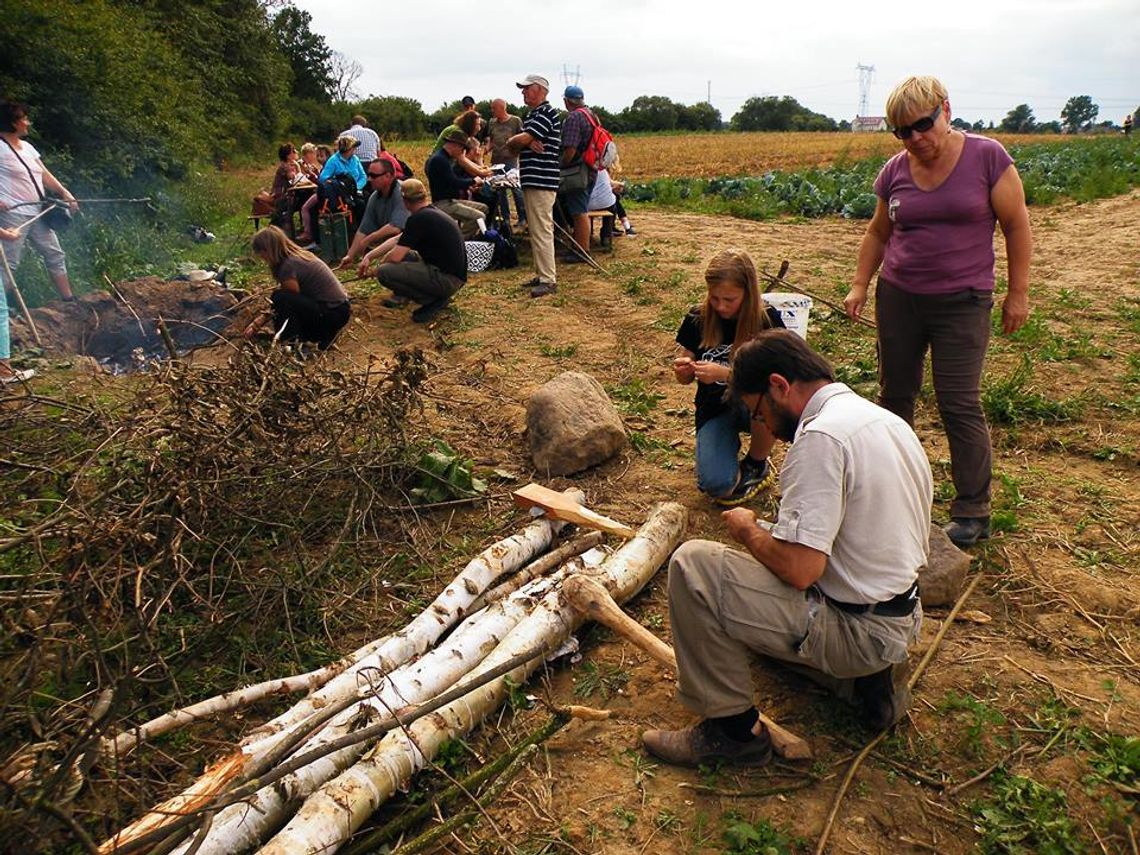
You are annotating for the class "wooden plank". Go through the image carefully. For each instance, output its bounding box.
[511,483,635,538]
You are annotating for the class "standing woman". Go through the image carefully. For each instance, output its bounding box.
[675,248,782,506]
[844,76,1032,548]
[0,99,78,301]
[246,226,350,350]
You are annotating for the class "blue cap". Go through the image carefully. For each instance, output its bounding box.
[563,85,584,101]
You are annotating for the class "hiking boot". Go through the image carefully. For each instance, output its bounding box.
[853,664,911,731]
[713,457,776,507]
[944,516,990,549]
[412,297,450,324]
[382,296,411,309]
[520,276,542,289]
[642,720,773,768]
[530,282,557,298]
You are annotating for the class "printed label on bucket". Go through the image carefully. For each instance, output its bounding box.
[764,292,813,340]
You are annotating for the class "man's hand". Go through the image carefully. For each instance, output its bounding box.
[357,257,374,278]
[528,139,545,154]
[721,507,760,546]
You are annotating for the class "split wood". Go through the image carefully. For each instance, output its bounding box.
[760,260,877,330]
[560,574,811,759]
[813,572,984,855]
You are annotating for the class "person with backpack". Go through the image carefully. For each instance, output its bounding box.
[557,86,599,258]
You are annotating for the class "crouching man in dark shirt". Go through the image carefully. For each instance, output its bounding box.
[369,179,467,324]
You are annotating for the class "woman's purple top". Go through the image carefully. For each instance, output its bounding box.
[875,133,1013,295]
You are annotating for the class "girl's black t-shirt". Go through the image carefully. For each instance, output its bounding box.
[675,306,784,429]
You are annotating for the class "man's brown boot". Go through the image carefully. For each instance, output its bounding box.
[642,720,773,768]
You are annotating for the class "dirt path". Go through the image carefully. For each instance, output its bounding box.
[207,193,1140,853]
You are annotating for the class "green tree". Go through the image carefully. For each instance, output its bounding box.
[620,96,681,132]
[271,5,335,102]
[355,96,429,140]
[999,104,1037,133]
[731,96,834,131]
[1061,95,1098,132]
[679,102,723,131]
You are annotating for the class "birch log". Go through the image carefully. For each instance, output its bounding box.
[98,508,575,855]
[169,557,599,855]
[258,502,686,855]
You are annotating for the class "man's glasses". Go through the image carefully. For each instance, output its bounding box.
[367,171,387,179]
[892,104,941,140]
[749,392,769,423]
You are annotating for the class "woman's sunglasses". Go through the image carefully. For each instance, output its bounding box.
[892,104,942,140]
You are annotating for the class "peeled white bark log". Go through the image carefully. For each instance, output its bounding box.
[174,561,594,855]
[101,636,391,760]
[259,502,686,855]
[98,510,572,855]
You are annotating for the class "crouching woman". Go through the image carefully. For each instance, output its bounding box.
[247,226,350,350]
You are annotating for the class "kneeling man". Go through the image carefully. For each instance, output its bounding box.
[370,179,467,324]
[644,330,932,767]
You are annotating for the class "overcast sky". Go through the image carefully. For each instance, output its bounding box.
[294,0,1137,126]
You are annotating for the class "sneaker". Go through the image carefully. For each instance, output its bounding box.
[944,516,990,548]
[530,282,557,298]
[411,297,449,324]
[853,664,911,730]
[382,296,411,309]
[713,457,776,507]
[642,720,773,768]
[624,226,637,236]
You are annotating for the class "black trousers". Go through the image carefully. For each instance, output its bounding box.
[271,290,350,350]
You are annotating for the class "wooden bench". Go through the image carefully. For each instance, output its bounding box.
[587,210,615,249]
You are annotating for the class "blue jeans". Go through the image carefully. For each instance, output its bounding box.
[695,405,750,497]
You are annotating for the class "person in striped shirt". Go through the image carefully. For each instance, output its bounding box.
[508,74,562,298]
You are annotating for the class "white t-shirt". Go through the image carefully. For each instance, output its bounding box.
[0,139,44,210]
[588,168,616,210]
[771,383,933,603]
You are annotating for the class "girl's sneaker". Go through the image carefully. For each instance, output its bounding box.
[714,456,776,507]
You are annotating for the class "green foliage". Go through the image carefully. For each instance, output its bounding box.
[1000,104,1037,134]
[572,661,630,700]
[608,378,665,417]
[409,440,488,504]
[1061,95,1099,133]
[271,5,335,102]
[732,96,838,132]
[720,812,799,855]
[982,355,1083,425]
[974,773,1086,854]
[1086,734,1140,787]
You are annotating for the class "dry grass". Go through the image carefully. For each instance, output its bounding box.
[392,131,1070,184]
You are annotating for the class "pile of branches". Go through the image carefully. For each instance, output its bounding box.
[0,345,433,848]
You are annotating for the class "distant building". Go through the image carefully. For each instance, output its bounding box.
[852,116,888,133]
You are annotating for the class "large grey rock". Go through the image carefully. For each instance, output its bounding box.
[527,372,627,476]
[920,523,971,607]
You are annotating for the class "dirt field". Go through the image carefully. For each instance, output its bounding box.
[206,189,1138,854]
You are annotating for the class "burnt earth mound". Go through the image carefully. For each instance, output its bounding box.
[9,276,239,373]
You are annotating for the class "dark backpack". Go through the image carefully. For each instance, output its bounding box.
[484,228,518,269]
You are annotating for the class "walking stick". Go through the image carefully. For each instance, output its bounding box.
[552,220,609,275]
[0,244,41,346]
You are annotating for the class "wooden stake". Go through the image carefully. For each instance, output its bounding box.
[0,243,42,346]
[561,573,812,760]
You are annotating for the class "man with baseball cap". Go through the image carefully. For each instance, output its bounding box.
[508,74,561,297]
[559,84,599,260]
[425,128,488,238]
[369,178,467,324]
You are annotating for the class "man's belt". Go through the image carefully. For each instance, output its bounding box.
[823,581,919,617]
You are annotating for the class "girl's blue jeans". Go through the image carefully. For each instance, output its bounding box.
[694,405,750,497]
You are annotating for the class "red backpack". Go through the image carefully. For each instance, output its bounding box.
[576,108,619,170]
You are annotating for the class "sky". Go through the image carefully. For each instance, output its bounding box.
[293,0,1138,126]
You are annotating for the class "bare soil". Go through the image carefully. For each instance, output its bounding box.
[28,191,1137,853]
[233,190,1137,853]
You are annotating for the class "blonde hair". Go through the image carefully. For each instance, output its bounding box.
[252,226,321,279]
[336,135,359,155]
[885,76,948,129]
[300,142,317,156]
[700,248,772,349]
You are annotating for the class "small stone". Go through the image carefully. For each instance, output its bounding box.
[526,372,627,476]
[920,523,971,607]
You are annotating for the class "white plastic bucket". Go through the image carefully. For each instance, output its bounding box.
[764,292,813,340]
